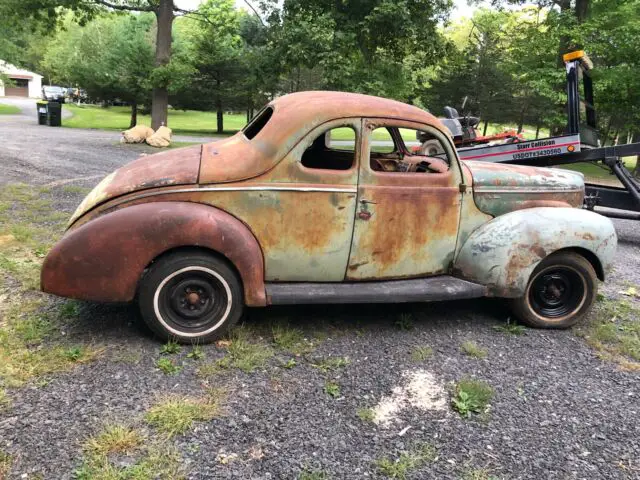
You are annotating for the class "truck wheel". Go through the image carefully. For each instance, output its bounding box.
[510,252,597,329]
[138,251,244,343]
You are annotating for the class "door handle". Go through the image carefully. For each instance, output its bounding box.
[360,199,377,205]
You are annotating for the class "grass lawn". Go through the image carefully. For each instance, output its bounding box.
[0,104,21,115]
[559,157,638,184]
[63,104,247,136]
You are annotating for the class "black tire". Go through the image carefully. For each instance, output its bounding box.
[138,250,244,343]
[509,252,597,329]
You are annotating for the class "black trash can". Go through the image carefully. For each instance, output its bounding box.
[36,101,48,125]
[46,101,62,127]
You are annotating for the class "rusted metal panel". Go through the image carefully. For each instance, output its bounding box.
[194,188,357,281]
[266,276,486,304]
[199,92,448,185]
[346,119,462,280]
[453,207,617,297]
[42,202,267,306]
[69,145,202,226]
[466,160,585,217]
[454,163,494,258]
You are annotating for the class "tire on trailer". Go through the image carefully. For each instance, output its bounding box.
[509,251,598,329]
[138,250,244,343]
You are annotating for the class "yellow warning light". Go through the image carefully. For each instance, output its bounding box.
[563,50,593,70]
[563,50,585,62]
[567,145,575,152]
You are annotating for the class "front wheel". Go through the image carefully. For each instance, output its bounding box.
[510,252,597,329]
[138,251,244,343]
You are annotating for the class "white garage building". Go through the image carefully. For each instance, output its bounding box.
[0,61,43,98]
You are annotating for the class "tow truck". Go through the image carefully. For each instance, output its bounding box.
[449,50,640,221]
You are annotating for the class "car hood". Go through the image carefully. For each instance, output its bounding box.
[68,145,202,226]
[464,160,585,217]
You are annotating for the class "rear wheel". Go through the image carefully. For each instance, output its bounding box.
[510,252,597,329]
[138,251,244,343]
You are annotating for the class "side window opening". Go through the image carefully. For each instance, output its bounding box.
[370,126,450,174]
[243,106,273,140]
[301,126,357,171]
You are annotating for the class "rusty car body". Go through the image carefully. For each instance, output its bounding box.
[41,91,617,342]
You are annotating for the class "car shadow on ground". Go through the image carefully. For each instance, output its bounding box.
[68,296,513,346]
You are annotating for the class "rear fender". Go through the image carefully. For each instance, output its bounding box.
[453,207,617,297]
[41,202,266,306]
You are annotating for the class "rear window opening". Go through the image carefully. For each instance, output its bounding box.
[243,106,273,140]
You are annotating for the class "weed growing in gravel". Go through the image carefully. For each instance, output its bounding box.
[460,341,487,359]
[492,318,525,335]
[282,358,297,369]
[312,356,350,373]
[411,346,434,362]
[58,300,80,319]
[0,184,103,390]
[187,345,204,360]
[0,449,11,478]
[156,357,181,375]
[84,424,144,456]
[461,467,499,480]
[298,468,329,480]
[145,389,225,437]
[75,441,184,480]
[451,379,494,418]
[64,346,85,362]
[0,301,102,388]
[216,326,274,373]
[272,321,314,355]
[580,298,640,366]
[356,407,375,423]
[395,312,414,330]
[324,381,341,398]
[0,389,10,412]
[375,443,437,479]
[160,339,181,355]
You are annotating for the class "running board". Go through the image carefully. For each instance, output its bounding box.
[265,276,487,305]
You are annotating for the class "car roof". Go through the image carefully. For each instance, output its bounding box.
[267,91,442,129]
[199,91,447,183]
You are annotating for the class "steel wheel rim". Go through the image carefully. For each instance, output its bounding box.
[528,266,586,319]
[153,266,233,337]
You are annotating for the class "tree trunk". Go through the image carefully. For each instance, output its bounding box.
[575,0,590,23]
[602,116,613,145]
[151,0,173,130]
[517,104,528,134]
[483,120,489,136]
[535,125,541,139]
[129,102,138,128]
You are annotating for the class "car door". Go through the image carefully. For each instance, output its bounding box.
[346,118,463,280]
[197,118,361,283]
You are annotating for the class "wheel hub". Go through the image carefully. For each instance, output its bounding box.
[529,267,585,319]
[168,278,218,324]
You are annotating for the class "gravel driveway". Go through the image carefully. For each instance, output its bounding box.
[0,102,639,480]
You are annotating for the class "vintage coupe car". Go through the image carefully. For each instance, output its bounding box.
[41,92,617,342]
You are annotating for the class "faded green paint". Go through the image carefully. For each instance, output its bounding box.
[453,207,617,297]
[466,161,585,217]
[197,189,357,282]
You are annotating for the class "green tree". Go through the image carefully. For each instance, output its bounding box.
[43,14,155,127]
[3,0,201,129]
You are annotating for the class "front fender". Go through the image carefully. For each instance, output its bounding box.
[453,207,617,297]
[41,202,266,306]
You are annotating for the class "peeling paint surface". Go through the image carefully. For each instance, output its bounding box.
[372,370,448,427]
[466,161,585,217]
[454,207,617,297]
